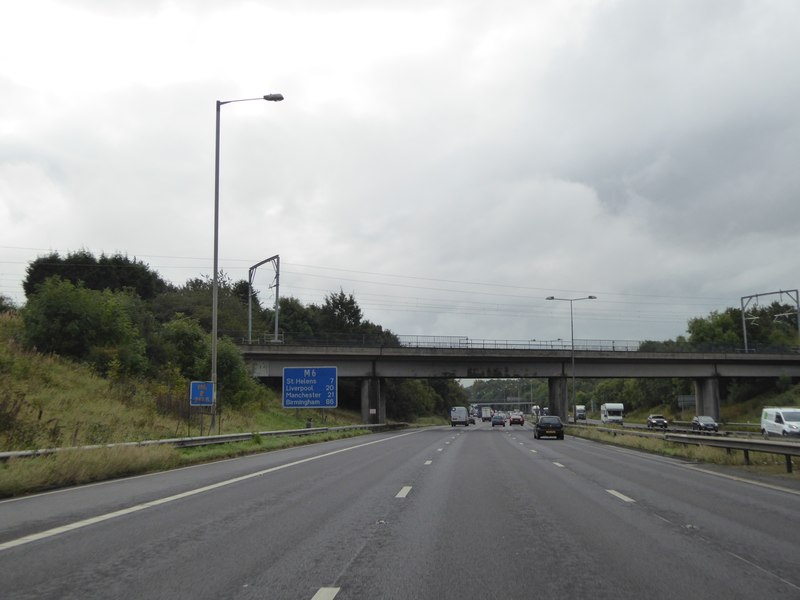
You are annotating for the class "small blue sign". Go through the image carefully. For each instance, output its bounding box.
[190,381,214,406]
[283,367,338,409]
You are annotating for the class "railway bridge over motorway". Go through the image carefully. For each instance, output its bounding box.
[239,337,800,424]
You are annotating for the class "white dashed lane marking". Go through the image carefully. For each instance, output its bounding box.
[606,489,636,503]
[311,588,341,600]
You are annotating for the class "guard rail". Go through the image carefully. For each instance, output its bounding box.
[570,423,800,473]
[664,432,800,473]
[0,423,407,462]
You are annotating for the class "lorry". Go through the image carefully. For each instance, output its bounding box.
[575,405,587,420]
[480,406,493,422]
[600,403,624,424]
[761,407,800,437]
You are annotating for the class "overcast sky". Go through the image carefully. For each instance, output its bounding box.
[2,0,798,346]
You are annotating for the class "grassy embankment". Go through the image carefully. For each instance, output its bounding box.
[0,312,376,497]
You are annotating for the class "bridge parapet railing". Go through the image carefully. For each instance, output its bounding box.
[234,331,799,354]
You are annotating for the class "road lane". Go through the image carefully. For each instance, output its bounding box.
[1,423,798,599]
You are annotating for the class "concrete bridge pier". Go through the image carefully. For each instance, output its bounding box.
[360,378,385,424]
[548,377,568,420]
[694,377,720,421]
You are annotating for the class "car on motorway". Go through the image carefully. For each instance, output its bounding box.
[691,415,719,433]
[646,414,668,429]
[491,413,506,427]
[509,412,525,425]
[534,415,564,439]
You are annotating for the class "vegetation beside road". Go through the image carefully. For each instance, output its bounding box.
[566,422,797,476]
[0,429,371,499]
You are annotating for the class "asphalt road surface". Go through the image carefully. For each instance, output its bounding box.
[1,422,799,599]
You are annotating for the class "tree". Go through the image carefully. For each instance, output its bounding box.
[160,314,208,380]
[151,274,265,338]
[274,296,319,339]
[0,295,16,313]
[427,379,468,414]
[195,336,258,408]
[24,250,169,300]
[385,380,439,421]
[687,309,741,350]
[686,303,799,352]
[22,277,147,376]
[319,289,363,332]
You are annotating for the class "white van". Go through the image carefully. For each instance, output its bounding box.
[761,407,800,437]
[600,403,624,424]
[450,406,470,427]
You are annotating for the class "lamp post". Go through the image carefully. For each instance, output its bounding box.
[212,94,283,425]
[546,295,597,422]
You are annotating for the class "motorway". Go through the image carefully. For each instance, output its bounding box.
[1,423,799,599]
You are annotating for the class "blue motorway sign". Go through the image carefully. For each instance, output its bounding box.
[282,367,338,408]
[190,381,214,406]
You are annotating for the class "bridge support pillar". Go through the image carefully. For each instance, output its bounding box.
[694,377,720,421]
[360,378,384,424]
[548,377,568,420]
[376,378,386,424]
[361,379,370,424]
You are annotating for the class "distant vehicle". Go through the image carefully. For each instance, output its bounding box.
[691,415,718,433]
[510,412,525,426]
[468,414,476,425]
[761,407,800,437]
[646,414,668,429]
[491,413,506,427]
[575,405,587,420]
[480,407,493,422]
[534,416,564,440]
[450,406,470,427]
[600,403,624,424]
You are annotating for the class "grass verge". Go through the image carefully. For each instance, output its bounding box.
[566,425,797,476]
[0,429,370,499]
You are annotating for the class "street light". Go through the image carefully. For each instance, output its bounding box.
[212,94,284,426]
[546,295,597,422]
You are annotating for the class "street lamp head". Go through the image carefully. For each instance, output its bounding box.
[588,295,597,299]
[546,296,555,300]
[263,94,284,101]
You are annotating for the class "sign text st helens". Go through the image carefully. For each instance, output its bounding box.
[282,367,338,409]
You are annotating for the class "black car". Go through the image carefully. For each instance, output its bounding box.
[646,414,668,429]
[491,413,506,427]
[691,415,719,433]
[534,416,564,440]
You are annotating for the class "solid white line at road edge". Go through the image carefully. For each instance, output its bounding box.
[681,464,800,497]
[727,552,800,592]
[0,430,424,553]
